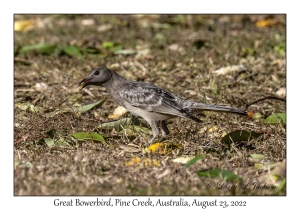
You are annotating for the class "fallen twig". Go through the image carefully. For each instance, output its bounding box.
[245,96,286,110]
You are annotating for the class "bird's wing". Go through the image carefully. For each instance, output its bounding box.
[118,82,190,118]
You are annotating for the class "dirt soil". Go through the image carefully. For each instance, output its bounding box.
[14,14,286,196]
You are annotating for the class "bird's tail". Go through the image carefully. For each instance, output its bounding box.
[176,98,247,116]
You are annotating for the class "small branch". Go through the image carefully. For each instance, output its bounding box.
[245,96,286,110]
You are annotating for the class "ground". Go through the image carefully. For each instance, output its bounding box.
[14,14,286,195]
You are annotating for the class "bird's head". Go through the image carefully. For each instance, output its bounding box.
[79,66,112,89]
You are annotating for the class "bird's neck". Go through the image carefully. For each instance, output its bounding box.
[102,70,127,90]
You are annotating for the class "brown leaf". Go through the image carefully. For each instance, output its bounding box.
[119,145,141,153]
[14,133,29,145]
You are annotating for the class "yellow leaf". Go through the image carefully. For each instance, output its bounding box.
[124,157,160,167]
[144,158,152,167]
[145,142,183,155]
[255,19,278,28]
[208,126,218,132]
[152,160,161,167]
[133,157,141,163]
[124,156,141,166]
[14,20,36,32]
[147,143,164,152]
[199,126,208,134]
[144,158,161,167]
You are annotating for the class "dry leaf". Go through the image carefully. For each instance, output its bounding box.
[276,87,286,98]
[119,145,141,153]
[198,126,225,138]
[81,19,95,26]
[156,169,170,179]
[97,24,112,32]
[35,82,48,92]
[108,106,128,119]
[14,133,29,145]
[247,111,254,118]
[271,74,279,83]
[168,44,184,52]
[258,160,286,186]
[172,156,195,164]
[213,65,246,75]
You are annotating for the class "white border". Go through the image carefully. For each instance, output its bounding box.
[3,0,297,209]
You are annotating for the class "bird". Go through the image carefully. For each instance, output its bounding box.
[79,66,247,145]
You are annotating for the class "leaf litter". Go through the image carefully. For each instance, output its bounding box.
[14,14,286,196]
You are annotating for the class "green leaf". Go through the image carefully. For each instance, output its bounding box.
[56,138,69,147]
[102,41,122,52]
[100,118,149,132]
[77,99,106,112]
[197,169,242,182]
[185,154,205,168]
[250,154,265,160]
[277,113,286,124]
[221,130,261,145]
[84,47,101,54]
[254,163,264,170]
[100,118,132,131]
[20,43,57,55]
[256,162,281,171]
[44,138,54,147]
[276,179,286,193]
[54,46,63,57]
[45,108,74,117]
[72,132,106,144]
[274,43,286,55]
[252,112,263,120]
[265,113,286,124]
[264,115,279,124]
[68,93,83,103]
[154,33,166,41]
[102,41,115,48]
[241,47,255,57]
[121,125,152,136]
[63,45,83,58]
[173,14,185,24]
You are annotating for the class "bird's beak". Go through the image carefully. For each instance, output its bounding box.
[79,77,93,90]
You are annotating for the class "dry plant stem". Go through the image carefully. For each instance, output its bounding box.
[245,96,286,110]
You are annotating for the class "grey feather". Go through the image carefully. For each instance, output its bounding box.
[79,66,246,145]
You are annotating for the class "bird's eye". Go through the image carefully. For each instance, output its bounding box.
[94,71,99,75]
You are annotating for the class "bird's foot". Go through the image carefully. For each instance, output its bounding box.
[144,135,168,146]
[144,137,156,147]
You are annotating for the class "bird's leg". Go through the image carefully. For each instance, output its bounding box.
[161,120,170,136]
[144,120,160,146]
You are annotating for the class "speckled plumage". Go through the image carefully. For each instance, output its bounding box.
[118,82,201,122]
[79,66,247,145]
